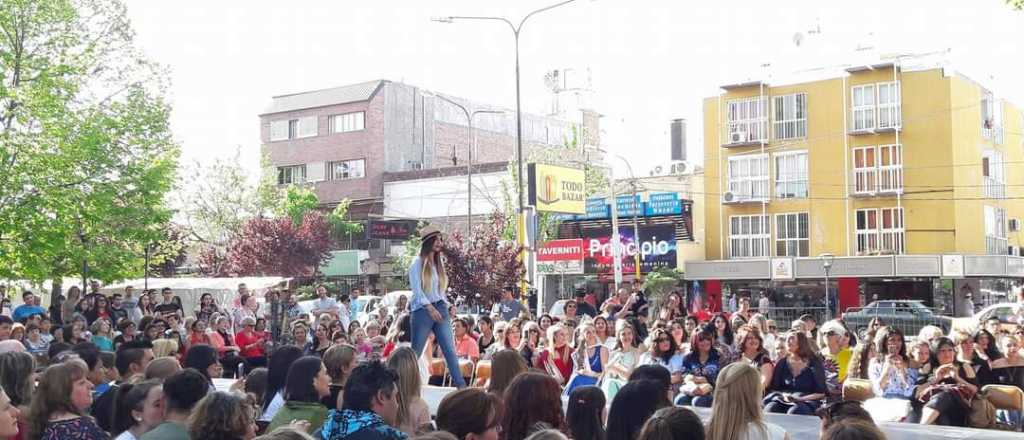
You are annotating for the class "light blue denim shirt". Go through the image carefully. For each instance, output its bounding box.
[409,256,448,311]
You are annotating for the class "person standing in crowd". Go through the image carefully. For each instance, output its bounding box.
[707,362,788,440]
[233,295,259,335]
[109,294,129,326]
[27,360,107,440]
[435,388,503,440]
[195,293,220,324]
[139,368,210,440]
[122,286,142,325]
[502,372,565,440]
[574,290,597,319]
[319,361,406,440]
[209,316,246,378]
[763,331,827,415]
[407,226,465,389]
[110,380,165,440]
[267,356,331,434]
[311,286,341,320]
[186,391,258,440]
[154,289,183,322]
[492,286,524,322]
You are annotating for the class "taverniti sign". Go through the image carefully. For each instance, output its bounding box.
[537,239,585,275]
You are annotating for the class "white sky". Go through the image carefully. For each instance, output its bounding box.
[125,0,1024,180]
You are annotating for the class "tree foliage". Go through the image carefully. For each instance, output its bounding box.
[0,0,179,282]
[1010,0,1023,10]
[443,212,525,308]
[214,212,333,277]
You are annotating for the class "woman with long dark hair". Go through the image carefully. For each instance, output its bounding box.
[408,226,465,388]
[606,380,671,440]
[259,345,304,423]
[566,386,606,440]
[266,356,331,434]
[640,328,684,385]
[676,329,722,407]
[195,293,220,323]
[502,372,564,440]
[868,326,916,399]
[435,388,503,440]
[487,349,527,398]
[183,344,224,389]
[110,380,164,440]
[763,331,827,415]
[912,337,978,426]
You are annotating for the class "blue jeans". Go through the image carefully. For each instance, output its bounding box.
[411,301,465,388]
[675,394,714,407]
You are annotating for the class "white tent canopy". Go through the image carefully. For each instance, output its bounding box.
[101,277,291,315]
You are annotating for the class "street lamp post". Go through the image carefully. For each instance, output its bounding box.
[615,155,643,280]
[820,253,835,320]
[427,92,503,234]
[432,0,585,273]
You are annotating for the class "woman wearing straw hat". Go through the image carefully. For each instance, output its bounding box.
[409,225,466,388]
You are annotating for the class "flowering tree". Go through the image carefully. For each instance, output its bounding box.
[443,213,525,308]
[216,212,332,277]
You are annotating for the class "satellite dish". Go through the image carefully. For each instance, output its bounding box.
[654,165,663,174]
[793,32,804,47]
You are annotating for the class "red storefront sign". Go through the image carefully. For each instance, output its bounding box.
[537,239,584,274]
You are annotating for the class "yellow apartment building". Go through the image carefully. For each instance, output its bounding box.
[685,60,1024,319]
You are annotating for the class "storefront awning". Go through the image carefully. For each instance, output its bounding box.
[684,255,1024,281]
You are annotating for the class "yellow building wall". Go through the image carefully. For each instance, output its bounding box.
[702,67,1024,261]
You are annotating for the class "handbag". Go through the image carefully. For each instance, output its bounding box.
[968,391,996,429]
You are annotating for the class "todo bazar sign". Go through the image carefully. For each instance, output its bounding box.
[537,239,584,275]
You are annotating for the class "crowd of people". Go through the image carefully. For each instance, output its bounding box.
[0,228,1018,440]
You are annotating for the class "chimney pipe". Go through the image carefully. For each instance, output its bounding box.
[670,118,686,162]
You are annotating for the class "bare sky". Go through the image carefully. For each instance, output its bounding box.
[124,0,1024,181]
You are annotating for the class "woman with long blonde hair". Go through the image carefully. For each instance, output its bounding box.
[387,346,432,435]
[707,362,789,440]
[408,226,465,388]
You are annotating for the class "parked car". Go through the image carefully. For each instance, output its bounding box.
[952,302,1023,335]
[842,300,952,339]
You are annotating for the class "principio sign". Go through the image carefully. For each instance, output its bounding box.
[537,239,585,274]
[582,224,677,275]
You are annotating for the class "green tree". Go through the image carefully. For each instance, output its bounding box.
[0,0,179,283]
[1010,0,1023,10]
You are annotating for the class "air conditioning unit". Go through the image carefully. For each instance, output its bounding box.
[723,191,736,202]
[730,131,748,144]
[1010,218,1020,232]
[671,162,689,174]
[408,161,423,170]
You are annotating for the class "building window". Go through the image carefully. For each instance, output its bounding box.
[851,84,876,131]
[775,212,809,257]
[774,151,808,199]
[877,82,901,129]
[982,150,1005,199]
[727,154,769,202]
[729,215,770,259]
[330,112,365,133]
[269,116,317,141]
[852,146,877,193]
[773,93,807,140]
[985,205,1008,255]
[853,145,902,194]
[327,159,365,181]
[726,97,768,143]
[277,165,306,185]
[856,207,904,255]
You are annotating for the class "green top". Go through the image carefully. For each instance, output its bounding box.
[267,400,329,434]
[138,421,189,440]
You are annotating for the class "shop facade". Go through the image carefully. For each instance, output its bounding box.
[684,254,1024,321]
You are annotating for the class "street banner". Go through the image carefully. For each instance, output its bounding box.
[537,239,584,275]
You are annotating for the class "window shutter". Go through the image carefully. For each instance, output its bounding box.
[306,161,326,182]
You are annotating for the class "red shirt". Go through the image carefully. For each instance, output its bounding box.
[540,345,573,383]
[235,330,265,358]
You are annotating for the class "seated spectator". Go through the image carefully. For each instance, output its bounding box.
[818,320,852,394]
[144,356,181,381]
[636,407,705,440]
[0,351,34,438]
[639,328,684,386]
[322,344,357,410]
[734,325,774,389]
[820,419,886,440]
[451,318,479,363]
[566,386,605,440]
[256,426,318,440]
[538,324,572,386]
[911,337,978,426]
[0,383,21,438]
[564,322,608,396]
[524,430,567,440]
[26,359,107,440]
[676,328,722,407]
[816,400,873,436]
[868,326,917,400]
[183,344,223,390]
[503,372,565,440]
[908,338,931,370]
[187,391,257,440]
[319,360,405,440]
[260,345,304,423]
[111,380,165,440]
[486,349,527,398]
[23,322,49,355]
[92,341,156,432]
[707,363,788,440]
[435,388,503,440]
[763,331,827,415]
[139,368,210,440]
[267,356,331,434]
[386,347,431,436]
[602,323,643,401]
[606,379,671,440]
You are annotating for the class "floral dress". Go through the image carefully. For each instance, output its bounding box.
[41,417,109,440]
